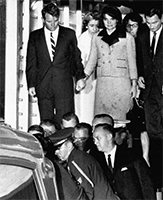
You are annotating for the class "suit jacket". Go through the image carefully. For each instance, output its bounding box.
[26,25,85,99]
[68,148,118,200]
[90,144,156,200]
[137,26,163,99]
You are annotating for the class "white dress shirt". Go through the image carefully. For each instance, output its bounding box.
[44,26,59,61]
[150,25,162,55]
[104,145,117,168]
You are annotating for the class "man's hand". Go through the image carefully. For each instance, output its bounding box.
[28,87,36,97]
[138,77,145,89]
[76,79,86,92]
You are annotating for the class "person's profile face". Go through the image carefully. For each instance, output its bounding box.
[55,142,69,161]
[87,19,99,35]
[44,13,59,31]
[93,127,110,152]
[103,14,117,31]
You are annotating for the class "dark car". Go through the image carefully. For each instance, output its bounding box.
[0,123,59,200]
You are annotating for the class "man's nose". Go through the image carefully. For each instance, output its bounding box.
[55,150,59,155]
[93,138,97,145]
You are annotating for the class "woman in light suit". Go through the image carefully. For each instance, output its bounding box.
[75,11,100,124]
[84,5,137,121]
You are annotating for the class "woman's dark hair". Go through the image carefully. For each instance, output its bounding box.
[123,12,143,26]
[101,5,122,24]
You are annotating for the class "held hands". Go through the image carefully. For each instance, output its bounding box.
[28,87,36,97]
[130,85,137,98]
[76,79,86,92]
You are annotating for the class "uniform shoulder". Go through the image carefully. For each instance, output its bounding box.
[73,148,99,164]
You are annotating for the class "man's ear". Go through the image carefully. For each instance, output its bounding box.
[121,132,127,140]
[107,131,113,141]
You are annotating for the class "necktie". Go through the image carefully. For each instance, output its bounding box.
[108,154,113,173]
[150,31,156,59]
[50,32,55,60]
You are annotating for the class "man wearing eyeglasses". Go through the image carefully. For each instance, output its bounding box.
[72,122,94,153]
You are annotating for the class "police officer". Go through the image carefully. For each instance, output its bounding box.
[48,128,119,200]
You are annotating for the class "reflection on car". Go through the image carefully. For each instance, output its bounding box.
[0,124,59,200]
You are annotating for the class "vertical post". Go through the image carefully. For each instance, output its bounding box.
[27,0,43,128]
[62,1,70,28]
[17,0,30,131]
[76,0,82,37]
[5,0,18,128]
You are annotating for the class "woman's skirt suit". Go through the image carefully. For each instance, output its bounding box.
[84,29,137,120]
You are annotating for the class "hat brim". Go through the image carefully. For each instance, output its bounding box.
[53,138,68,147]
[114,119,131,128]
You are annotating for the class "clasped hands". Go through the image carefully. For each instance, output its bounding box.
[76,78,86,92]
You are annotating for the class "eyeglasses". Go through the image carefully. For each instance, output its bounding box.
[126,23,138,29]
[72,137,88,142]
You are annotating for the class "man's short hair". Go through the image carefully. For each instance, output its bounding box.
[145,7,162,19]
[94,123,115,138]
[62,112,79,124]
[40,119,61,131]
[28,124,44,135]
[75,122,92,137]
[42,2,60,19]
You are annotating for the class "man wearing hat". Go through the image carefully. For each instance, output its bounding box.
[93,123,156,200]
[49,127,119,200]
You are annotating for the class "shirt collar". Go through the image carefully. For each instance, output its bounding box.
[44,26,59,37]
[150,25,162,37]
[104,145,117,167]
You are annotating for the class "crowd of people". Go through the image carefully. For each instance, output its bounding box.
[27,111,156,200]
[26,2,162,200]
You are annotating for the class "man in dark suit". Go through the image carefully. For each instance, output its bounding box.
[48,127,119,200]
[26,3,85,124]
[137,7,163,190]
[92,123,156,200]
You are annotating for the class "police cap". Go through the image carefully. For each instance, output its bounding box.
[48,127,74,147]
